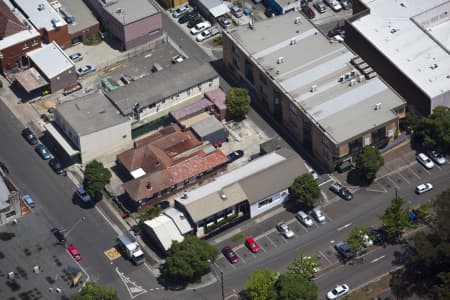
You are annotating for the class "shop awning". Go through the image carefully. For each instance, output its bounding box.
[44,123,80,157]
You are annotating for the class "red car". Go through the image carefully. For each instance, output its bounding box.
[302,5,315,19]
[245,237,260,253]
[222,246,239,264]
[67,245,82,261]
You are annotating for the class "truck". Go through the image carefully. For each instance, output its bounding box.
[117,232,145,265]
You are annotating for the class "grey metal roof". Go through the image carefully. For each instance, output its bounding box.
[105,58,218,115]
[56,92,129,136]
[164,208,192,234]
[100,0,159,25]
[58,0,99,35]
[190,116,224,138]
[27,42,74,79]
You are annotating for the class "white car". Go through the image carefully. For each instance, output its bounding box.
[276,222,295,239]
[171,55,184,64]
[296,210,313,227]
[327,284,350,299]
[190,21,211,35]
[428,150,446,165]
[69,52,83,63]
[416,153,434,169]
[172,5,189,18]
[76,65,96,77]
[415,183,433,194]
[361,233,373,247]
[196,30,212,42]
[325,0,342,11]
[311,207,326,224]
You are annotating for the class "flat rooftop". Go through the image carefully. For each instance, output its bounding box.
[98,0,159,25]
[351,0,450,99]
[27,42,73,79]
[227,12,405,144]
[58,0,99,35]
[56,92,129,136]
[13,0,66,31]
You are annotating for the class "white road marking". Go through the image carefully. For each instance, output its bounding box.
[237,253,246,264]
[266,235,277,247]
[144,53,152,58]
[407,166,421,179]
[386,176,400,189]
[370,255,385,264]
[115,267,147,299]
[337,223,352,231]
[397,171,410,184]
[318,250,333,265]
[319,178,334,186]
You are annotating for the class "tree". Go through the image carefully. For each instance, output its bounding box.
[355,146,384,184]
[379,195,409,242]
[83,160,112,199]
[225,87,251,120]
[413,106,450,153]
[270,273,318,300]
[347,225,369,255]
[290,174,320,208]
[161,236,219,285]
[288,252,320,280]
[399,111,419,134]
[138,206,162,224]
[245,269,278,300]
[72,281,119,300]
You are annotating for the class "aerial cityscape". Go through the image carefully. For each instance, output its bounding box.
[0,0,449,299]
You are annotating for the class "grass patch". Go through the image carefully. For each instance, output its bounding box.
[348,273,391,300]
[232,232,244,242]
[84,33,102,46]
[213,35,223,46]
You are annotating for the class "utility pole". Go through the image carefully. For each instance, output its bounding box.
[209,260,224,300]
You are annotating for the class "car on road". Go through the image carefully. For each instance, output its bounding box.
[23,194,35,208]
[302,5,315,19]
[51,228,66,243]
[172,5,189,18]
[187,16,204,28]
[227,150,244,162]
[340,0,351,10]
[311,207,326,223]
[178,10,198,24]
[67,244,82,261]
[328,26,345,38]
[330,182,353,200]
[75,187,92,203]
[314,2,327,13]
[22,128,38,145]
[368,227,385,244]
[416,152,434,169]
[217,16,232,29]
[35,144,52,160]
[222,246,239,264]
[327,284,350,299]
[245,237,260,253]
[76,65,96,77]
[427,150,446,165]
[325,0,342,11]
[190,21,212,34]
[335,242,354,259]
[276,222,295,239]
[415,183,433,194]
[296,210,314,227]
[49,158,65,174]
[196,30,212,42]
[171,55,184,64]
[69,53,83,63]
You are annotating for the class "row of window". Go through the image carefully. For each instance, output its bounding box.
[22,39,39,50]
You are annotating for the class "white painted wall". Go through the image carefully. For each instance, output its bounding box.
[250,188,290,218]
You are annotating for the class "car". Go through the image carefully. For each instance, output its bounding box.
[243,8,252,16]
[314,2,327,13]
[178,10,198,24]
[427,150,446,165]
[76,65,96,77]
[190,21,212,35]
[49,158,65,174]
[302,5,315,19]
[264,8,276,17]
[75,187,92,203]
[340,0,351,10]
[196,30,212,42]
[23,194,35,208]
[327,284,350,299]
[35,144,52,160]
[171,55,184,64]
[51,228,66,243]
[361,232,373,247]
[230,5,243,18]
[0,161,9,176]
[69,53,83,63]
[311,207,326,223]
[227,150,244,162]
[172,5,189,18]
[416,153,434,169]
[325,0,342,11]
[335,242,354,259]
[22,128,38,145]
[328,26,345,38]
[245,237,260,253]
[415,183,433,194]
[276,222,295,239]
[217,16,232,29]
[222,246,239,264]
[330,182,353,200]
[296,210,314,227]
[187,16,204,28]
[67,244,82,261]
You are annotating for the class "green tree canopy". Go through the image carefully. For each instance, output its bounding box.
[245,269,278,300]
[290,173,320,208]
[83,160,112,199]
[413,106,450,153]
[225,87,251,120]
[161,236,219,285]
[72,281,119,300]
[138,206,162,224]
[287,252,321,280]
[355,146,384,184]
[379,195,410,242]
[270,273,318,300]
[347,225,369,255]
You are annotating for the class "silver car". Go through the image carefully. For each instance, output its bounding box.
[76,65,96,77]
[276,222,294,238]
[311,207,326,224]
[296,210,313,227]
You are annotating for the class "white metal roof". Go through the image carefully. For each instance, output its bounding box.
[13,0,67,31]
[164,208,193,234]
[130,168,146,179]
[0,24,40,50]
[27,42,74,79]
[351,0,450,98]
[210,4,230,17]
[144,215,184,251]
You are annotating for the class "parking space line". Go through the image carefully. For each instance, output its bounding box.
[258,243,267,253]
[319,178,334,186]
[434,164,442,170]
[386,176,399,189]
[421,167,431,175]
[407,166,421,179]
[214,262,225,273]
[397,172,410,184]
[265,235,277,248]
[237,253,246,264]
[318,250,333,265]
[326,214,333,222]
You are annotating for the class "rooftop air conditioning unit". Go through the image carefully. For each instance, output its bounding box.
[375,102,382,110]
[38,3,45,11]
[358,75,365,83]
[290,38,296,45]
[294,16,301,24]
[339,75,345,82]
[310,84,318,92]
[349,79,356,86]
[277,57,284,64]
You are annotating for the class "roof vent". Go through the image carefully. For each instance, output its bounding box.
[277,57,284,64]
[116,8,123,14]
[400,2,407,8]
[430,64,438,70]
[221,193,227,200]
[38,3,45,11]
[146,182,151,189]
[249,16,255,29]
[375,102,382,110]
[349,79,356,86]
[294,16,301,24]
[310,84,318,92]
[290,38,296,45]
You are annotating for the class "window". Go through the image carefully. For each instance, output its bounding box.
[122,134,127,139]
[258,197,273,208]
[289,103,298,115]
[232,44,239,55]
[259,74,267,85]
[23,42,29,49]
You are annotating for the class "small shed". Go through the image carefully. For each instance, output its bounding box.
[205,89,226,120]
[191,115,228,146]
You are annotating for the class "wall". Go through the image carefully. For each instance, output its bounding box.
[0,37,41,73]
[158,0,187,9]
[250,188,289,218]
[123,14,163,50]
[47,66,77,92]
[70,23,101,45]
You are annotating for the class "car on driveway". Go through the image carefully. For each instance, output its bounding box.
[178,10,198,24]
[67,244,82,261]
[427,150,446,165]
[172,5,189,18]
[276,222,295,239]
[190,21,211,35]
[302,5,315,19]
[230,5,243,18]
[416,152,434,169]
[69,53,83,63]
[327,284,350,299]
[330,182,353,200]
[296,210,314,227]
[22,128,38,145]
[222,246,239,264]
[335,242,354,259]
[187,16,204,28]
[340,0,351,10]
[196,30,212,42]
[227,150,244,162]
[311,207,326,223]
[314,2,327,13]
[75,187,92,203]
[49,158,65,174]
[35,144,52,160]
[415,183,433,194]
[51,228,66,243]
[217,16,232,29]
[76,65,96,77]
[245,237,260,253]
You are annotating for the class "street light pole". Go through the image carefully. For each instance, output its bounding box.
[209,260,224,300]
